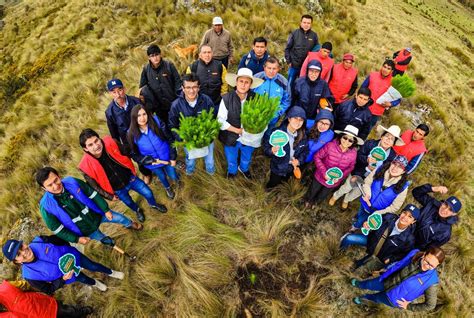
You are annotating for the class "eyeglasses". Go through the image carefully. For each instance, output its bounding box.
[318,121,331,127]
[422,257,436,270]
[183,86,199,91]
[342,135,355,143]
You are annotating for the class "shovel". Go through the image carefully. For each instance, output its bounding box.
[100,236,137,262]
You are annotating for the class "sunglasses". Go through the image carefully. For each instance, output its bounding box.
[342,135,355,143]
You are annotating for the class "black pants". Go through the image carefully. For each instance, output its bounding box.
[57,301,90,318]
[266,171,291,189]
[304,178,333,204]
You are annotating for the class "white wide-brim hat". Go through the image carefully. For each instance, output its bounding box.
[225,68,264,89]
[334,124,364,145]
[376,124,405,146]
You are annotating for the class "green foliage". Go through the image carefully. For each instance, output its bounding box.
[391,74,416,97]
[241,94,280,134]
[172,109,220,149]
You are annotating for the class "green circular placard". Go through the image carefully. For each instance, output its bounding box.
[269,130,289,157]
[325,167,343,185]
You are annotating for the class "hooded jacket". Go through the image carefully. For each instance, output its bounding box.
[293,60,334,120]
[263,119,309,176]
[412,184,458,249]
[305,109,334,163]
[333,97,373,140]
[238,50,269,75]
[299,50,334,81]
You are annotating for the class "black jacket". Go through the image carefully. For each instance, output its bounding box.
[189,59,223,105]
[284,28,319,68]
[333,98,373,140]
[105,95,142,145]
[352,139,396,177]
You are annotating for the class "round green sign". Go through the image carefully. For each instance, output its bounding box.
[269,130,289,157]
[361,213,383,235]
[370,147,387,162]
[58,253,81,276]
[325,167,343,185]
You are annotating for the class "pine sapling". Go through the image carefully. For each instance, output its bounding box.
[172,108,220,150]
[391,74,416,98]
[241,94,280,134]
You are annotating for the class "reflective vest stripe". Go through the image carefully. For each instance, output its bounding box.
[53,224,64,234]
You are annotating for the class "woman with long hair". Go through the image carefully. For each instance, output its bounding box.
[127,105,178,199]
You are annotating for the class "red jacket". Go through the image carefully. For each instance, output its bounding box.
[78,136,136,196]
[313,139,357,188]
[0,280,57,318]
[368,71,392,116]
[392,130,427,161]
[300,51,334,81]
[328,63,358,104]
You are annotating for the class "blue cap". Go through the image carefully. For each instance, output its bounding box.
[2,239,22,262]
[403,204,420,220]
[444,196,462,213]
[286,106,306,120]
[392,155,408,169]
[107,78,123,91]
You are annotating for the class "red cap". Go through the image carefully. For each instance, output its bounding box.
[343,53,355,61]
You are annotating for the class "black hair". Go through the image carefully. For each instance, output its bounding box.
[127,104,167,154]
[265,56,280,66]
[253,37,267,46]
[373,161,409,194]
[35,167,59,187]
[357,87,371,97]
[301,14,313,21]
[181,73,200,86]
[383,59,395,70]
[79,128,100,148]
[416,123,430,137]
[337,134,358,150]
[199,44,212,53]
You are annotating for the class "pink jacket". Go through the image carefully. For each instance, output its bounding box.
[313,139,357,188]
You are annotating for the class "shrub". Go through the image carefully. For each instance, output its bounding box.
[172,109,221,149]
[241,94,280,134]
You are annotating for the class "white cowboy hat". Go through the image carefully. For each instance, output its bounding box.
[225,68,264,89]
[334,125,364,145]
[376,125,405,146]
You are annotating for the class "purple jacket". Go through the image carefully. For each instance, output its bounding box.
[313,139,356,188]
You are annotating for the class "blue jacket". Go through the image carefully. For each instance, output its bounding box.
[293,60,334,120]
[361,167,410,212]
[132,115,177,169]
[379,249,439,305]
[263,120,309,176]
[333,97,373,140]
[305,109,334,163]
[367,213,416,264]
[253,72,291,125]
[238,50,269,75]
[413,184,458,249]
[40,177,105,236]
[353,139,396,177]
[105,95,143,145]
[168,93,216,142]
[22,236,81,284]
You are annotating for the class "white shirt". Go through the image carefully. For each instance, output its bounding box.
[217,94,248,142]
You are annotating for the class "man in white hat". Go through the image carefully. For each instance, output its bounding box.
[200,16,233,68]
[217,68,263,178]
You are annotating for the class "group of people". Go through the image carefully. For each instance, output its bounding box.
[0,13,463,316]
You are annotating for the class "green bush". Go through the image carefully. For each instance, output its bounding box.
[172,109,220,149]
[391,74,416,97]
[241,94,280,134]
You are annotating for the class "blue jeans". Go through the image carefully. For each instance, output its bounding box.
[362,292,393,307]
[340,233,368,249]
[224,141,255,174]
[151,165,179,188]
[76,253,112,285]
[357,276,385,291]
[88,211,133,242]
[353,205,372,229]
[287,66,301,92]
[184,142,215,175]
[115,175,157,212]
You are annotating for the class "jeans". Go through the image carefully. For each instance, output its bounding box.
[115,175,158,211]
[287,66,301,93]
[184,142,215,175]
[88,211,133,242]
[75,253,112,285]
[151,164,179,188]
[353,205,372,228]
[340,233,368,249]
[362,292,393,307]
[357,276,385,292]
[224,141,255,174]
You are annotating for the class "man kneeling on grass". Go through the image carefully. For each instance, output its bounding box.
[2,235,123,294]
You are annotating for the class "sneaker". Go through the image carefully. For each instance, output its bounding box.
[79,306,94,315]
[238,166,252,179]
[350,278,359,287]
[129,221,143,231]
[352,297,362,305]
[176,160,186,171]
[150,204,167,213]
[93,279,107,292]
[340,232,349,244]
[342,201,349,210]
[165,187,175,199]
[135,208,145,223]
[226,172,237,179]
[328,195,337,206]
[109,270,124,280]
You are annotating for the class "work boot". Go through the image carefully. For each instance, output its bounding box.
[79,306,94,316]
[328,195,337,206]
[150,204,167,213]
[165,187,175,199]
[93,279,107,292]
[238,166,252,179]
[129,221,143,231]
[226,172,237,179]
[109,270,124,280]
[135,208,145,223]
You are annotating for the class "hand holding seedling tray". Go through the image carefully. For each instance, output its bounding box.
[361,213,383,235]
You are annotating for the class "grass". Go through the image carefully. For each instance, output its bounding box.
[0,0,473,317]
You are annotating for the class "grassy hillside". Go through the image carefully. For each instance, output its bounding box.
[0,0,472,317]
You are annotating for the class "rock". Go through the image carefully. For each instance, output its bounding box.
[7,217,48,242]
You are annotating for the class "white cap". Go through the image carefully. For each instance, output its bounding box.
[212,17,223,25]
